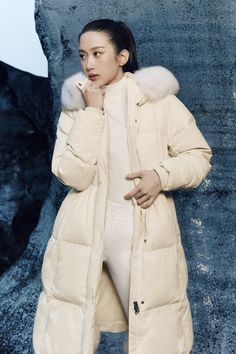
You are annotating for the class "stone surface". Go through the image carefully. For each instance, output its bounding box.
[0,62,53,275]
[0,197,57,354]
[0,0,235,353]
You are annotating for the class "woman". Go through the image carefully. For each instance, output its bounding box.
[33,19,212,354]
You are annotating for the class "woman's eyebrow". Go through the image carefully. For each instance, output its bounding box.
[79,46,105,53]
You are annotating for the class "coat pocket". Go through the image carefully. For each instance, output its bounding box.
[51,239,91,306]
[41,236,92,306]
[145,193,177,249]
[141,244,182,310]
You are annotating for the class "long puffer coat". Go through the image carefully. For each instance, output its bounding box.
[32,66,212,354]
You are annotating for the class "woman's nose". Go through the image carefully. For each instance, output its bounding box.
[86,55,95,71]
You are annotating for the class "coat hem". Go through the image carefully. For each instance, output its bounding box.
[96,320,128,332]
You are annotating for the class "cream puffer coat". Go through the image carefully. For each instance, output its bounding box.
[32,66,212,354]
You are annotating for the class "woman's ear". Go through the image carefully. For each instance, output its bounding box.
[117,49,129,67]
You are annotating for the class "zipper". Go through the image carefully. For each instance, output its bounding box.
[133,301,140,315]
[102,106,110,232]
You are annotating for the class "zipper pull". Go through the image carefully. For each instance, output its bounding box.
[133,301,140,315]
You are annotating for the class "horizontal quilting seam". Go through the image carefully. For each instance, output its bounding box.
[144,242,178,252]
[140,298,187,313]
[44,291,86,308]
[52,235,92,247]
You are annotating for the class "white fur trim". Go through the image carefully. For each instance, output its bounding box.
[61,72,87,111]
[133,66,179,101]
[61,66,179,110]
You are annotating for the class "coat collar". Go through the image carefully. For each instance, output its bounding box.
[61,65,179,111]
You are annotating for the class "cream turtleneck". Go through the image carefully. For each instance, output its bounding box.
[103,75,134,206]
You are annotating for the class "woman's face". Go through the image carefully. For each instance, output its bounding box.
[79,31,128,87]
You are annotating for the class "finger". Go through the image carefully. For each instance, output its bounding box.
[91,82,99,88]
[126,171,143,179]
[141,201,149,209]
[137,195,149,206]
[123,185,141,200]
[140,198,152,209]
[81,79,92,93]
[91,84,104,93]
[133,191,145,200]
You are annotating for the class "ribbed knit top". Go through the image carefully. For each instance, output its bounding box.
[103,75,134,206]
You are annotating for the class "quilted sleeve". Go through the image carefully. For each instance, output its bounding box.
[51,107,105,191]
[153,94,212,191]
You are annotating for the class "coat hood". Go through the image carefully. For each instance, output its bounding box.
[61,65,180,111]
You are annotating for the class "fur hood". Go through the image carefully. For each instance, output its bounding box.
[61,65,180,111]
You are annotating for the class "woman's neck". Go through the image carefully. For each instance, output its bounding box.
[104,74,127,94]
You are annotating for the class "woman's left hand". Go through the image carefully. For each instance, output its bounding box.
[123,169,162,209]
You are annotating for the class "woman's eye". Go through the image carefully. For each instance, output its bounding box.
[79,54,86,60]
[94,51,103,57]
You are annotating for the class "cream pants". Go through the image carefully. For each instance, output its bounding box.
[102,199,134,319]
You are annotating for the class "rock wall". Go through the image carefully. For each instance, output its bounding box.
[0,62,53,275]
[0,0,235,353]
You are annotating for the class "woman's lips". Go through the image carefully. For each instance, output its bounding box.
[89,75,99,81]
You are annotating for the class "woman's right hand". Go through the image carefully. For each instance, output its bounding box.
[81,80,105,111]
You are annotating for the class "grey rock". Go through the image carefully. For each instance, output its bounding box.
[0,62,53,275]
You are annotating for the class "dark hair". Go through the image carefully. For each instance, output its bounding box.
[78,19,139,73]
